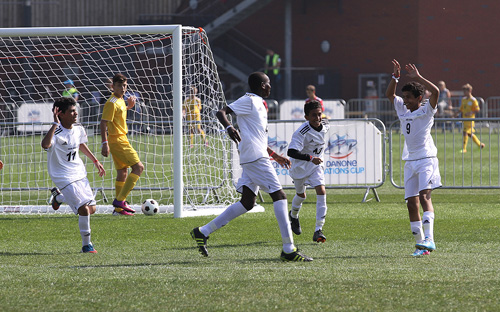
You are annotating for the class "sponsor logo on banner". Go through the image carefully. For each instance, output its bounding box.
[268,136,288,153]
[325,134,358,159]
[28,110,41,122]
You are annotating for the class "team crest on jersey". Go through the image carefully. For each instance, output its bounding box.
[325,134,357,159]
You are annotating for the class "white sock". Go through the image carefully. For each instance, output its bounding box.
[422,211,435,240]
[315,194,327,231]
[410,221,424,244]
[290,195,305,218]
[56,194,65,203]
[274,199,295,253]
[200,201,247,237]
[78,215,91,246]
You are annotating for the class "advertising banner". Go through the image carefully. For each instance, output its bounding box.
[17,102,53,132]
[231,120,383,187]
[279,100,345,120]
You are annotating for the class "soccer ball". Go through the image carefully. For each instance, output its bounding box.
[141,199,159,215]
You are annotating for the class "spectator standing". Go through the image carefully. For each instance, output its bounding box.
[305,85,324,112]
[264,49,281,100]
[62,79,79,101]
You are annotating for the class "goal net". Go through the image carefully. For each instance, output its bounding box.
[0,25,240,217]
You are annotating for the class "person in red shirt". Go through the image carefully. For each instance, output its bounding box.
[305,85,324,111]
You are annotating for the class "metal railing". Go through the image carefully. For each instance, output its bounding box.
[389,117,500,189]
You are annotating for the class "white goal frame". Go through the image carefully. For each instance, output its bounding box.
[0,25,214,218]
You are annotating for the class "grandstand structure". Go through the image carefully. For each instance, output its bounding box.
[1,0,498,102]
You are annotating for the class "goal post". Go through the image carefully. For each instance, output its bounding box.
[0,25,240,217]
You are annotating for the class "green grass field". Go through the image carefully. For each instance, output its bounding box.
[1,186,499,311]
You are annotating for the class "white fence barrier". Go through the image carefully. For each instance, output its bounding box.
[390,117,500,189]
[231,119,386,202]
[279,99,345,120]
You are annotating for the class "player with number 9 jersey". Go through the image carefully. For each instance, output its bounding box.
[394,96,438,161]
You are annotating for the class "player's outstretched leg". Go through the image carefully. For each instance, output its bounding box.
[313,229,326,243]
[280,248,313,262]
[50,187,63,210]
[191,227,209,257]
[289,210,302,235]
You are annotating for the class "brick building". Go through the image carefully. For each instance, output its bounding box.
[214,0,500,100]
[1,0,499,100]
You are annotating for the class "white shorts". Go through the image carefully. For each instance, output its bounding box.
[292,165,325,194]
[60,178,96,214]
[236,157,283,195]
[404,157,442,199]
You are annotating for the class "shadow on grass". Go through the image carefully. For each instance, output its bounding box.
[0,251,74,256]
[69,256,287,268]
[0,215,75,221]
[68,262,197,269]
[167,240,274,251]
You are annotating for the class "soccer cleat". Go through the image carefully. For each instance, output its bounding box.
[191,227,209,257]
[460,149,467,153]
[412,249,430,257]
[50,187,62,210]
[112,198,135,213]
[280,248,313,262]
[289,211,302,235]
[480,143,485,149]
[313,229,326,243]
[112,208,134,216]
[415,237,436,251]
[81,243,97,253]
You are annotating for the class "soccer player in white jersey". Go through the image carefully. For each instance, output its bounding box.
[287,100,330,243]
[42,97,105,253]
[191,72,313,262]
[386,59,441,257]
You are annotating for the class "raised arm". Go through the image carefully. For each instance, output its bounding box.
[41,107,61,149]
[385,59,401,103]
[405,63,440,109]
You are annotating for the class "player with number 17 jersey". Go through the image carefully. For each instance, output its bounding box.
[394,96,437,161]
[45,124,88,189]
[288,120,329,180]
